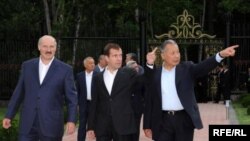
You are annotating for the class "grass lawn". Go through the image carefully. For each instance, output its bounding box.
[0,107,20,121]
[232,101,250,124]
[0,107,7,120]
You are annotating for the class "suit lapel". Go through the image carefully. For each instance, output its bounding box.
[175,65,181,90]
[110,69,122,96]
[81,72,87,97]
[33,58,40,86]
[41,59,57,86]
[156,68,162,99]
[100,70,110,96]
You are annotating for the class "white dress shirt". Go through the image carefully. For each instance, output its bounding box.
[103,67,118,95]
[161,67,184,110]
[98,64,105,72]
[39,57,54,84]
[86,71,93,100]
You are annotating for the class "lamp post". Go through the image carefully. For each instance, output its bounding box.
[135,8,147,66]
[225,12,232,66]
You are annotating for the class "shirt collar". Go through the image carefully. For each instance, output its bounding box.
[85,71,93,76]
[162,66,176,73]
[105,66,118,75]
[39,57,54,66]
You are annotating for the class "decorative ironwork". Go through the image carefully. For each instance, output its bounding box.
[148,9,225,101]
[155,10,216,39]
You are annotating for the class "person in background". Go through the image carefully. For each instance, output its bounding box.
[2,35,77,141]
[221,65,231,104]
[125,53,144,75]
[76,57,97,141]
[94,54,107,72]
[195,75,208,103]
[126,61,145,141]
[247,67,250,93]
[214,64,224,103]
[143,39,238,141]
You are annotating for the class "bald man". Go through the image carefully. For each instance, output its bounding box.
[2,35,78,141]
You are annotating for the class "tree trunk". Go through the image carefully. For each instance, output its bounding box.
[148,0,154,38]
[42,0,51,34]
[72,8,81,66]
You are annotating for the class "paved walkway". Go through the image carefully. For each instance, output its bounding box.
[63,102,238,141]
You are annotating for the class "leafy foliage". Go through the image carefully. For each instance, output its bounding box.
[0,120,19,141]
[218,0,250,13]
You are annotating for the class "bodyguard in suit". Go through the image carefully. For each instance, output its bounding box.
[87,43,137,141]
[94,54,107,72]
[221,65,231,102]
[76,57,97,141]
[126,61,145,141]
[2,35,78,141]
[143,39,238,141]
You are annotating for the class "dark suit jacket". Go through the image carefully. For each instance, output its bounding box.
[5,58,77,137]
[94,65,104,73]
[221,69,231,100]
[87,67,137,136]
[76,71,97,114]
[131,74,145,116]
[143,56,219,140]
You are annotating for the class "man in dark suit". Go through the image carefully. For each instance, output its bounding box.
[143,39,238,141]
[214,65,224,103]
[2,35,78,141]
[126,61,145,141]
[87,43,137,141]
[221,65,231,103]
[76,56,97,141]
[94,54,107,72]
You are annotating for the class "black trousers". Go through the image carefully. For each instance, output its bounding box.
[96,116,132,141]
[77,100,90,141]
[131,112,142,141]
[157,110,194,141]
[19,113,62,141]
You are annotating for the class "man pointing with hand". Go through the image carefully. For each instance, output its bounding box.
[143,39,238,141]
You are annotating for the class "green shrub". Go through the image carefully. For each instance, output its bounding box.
[241,95,250,107]
[239,94,250,102]
[0,119,19,141]
[247,106,250,115]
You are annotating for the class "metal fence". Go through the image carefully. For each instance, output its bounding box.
[58,37,140,74]
[230,23,250,91]
[0,37,140,99]
[0,40,38,99]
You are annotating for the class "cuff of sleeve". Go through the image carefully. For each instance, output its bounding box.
[215,53,224,63]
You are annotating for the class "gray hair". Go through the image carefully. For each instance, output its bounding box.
[126,60,137,68]
[160,39,178,52]
[83,56,94,66]
[38,35,57,47]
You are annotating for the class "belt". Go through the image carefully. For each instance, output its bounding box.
[162,110,185,115]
